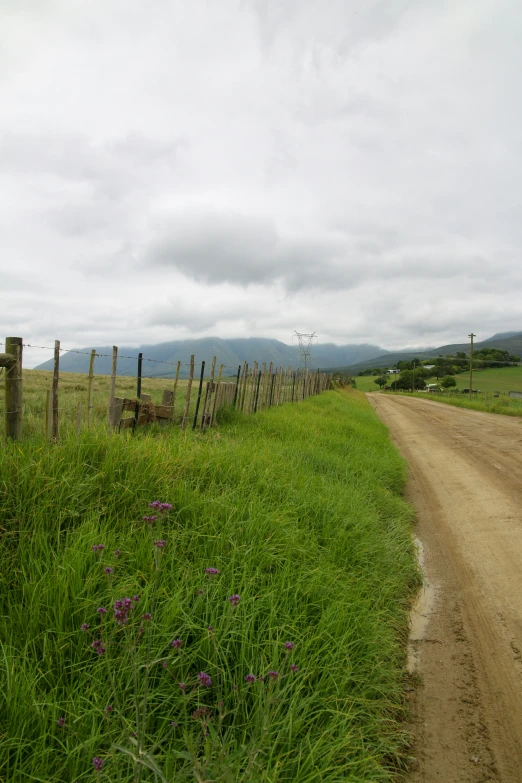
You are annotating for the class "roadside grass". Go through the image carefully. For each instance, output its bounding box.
[388,390,522,418]
[0,389,419,782]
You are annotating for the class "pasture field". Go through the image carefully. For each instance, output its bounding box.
[449,365,522,393]
[357,366,522,395]
[0,389,419,782]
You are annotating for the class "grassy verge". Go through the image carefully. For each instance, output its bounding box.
[0,389,419,782]
[388,390,522,418]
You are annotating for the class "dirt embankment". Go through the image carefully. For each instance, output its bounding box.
[368,393,522,783]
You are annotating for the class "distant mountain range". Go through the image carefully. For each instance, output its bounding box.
[34,332,522,378]
[34,337,387,378]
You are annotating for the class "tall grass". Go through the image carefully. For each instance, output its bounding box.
[391,390,522,417]
[0,390,419,781]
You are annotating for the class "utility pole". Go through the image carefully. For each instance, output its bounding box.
[412,359,416,393]
[468,333,476,401]
[293,331,316,369]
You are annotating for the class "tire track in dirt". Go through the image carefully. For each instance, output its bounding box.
[368,394,522,783]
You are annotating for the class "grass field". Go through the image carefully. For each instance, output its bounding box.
[0,389,419,782]
[356,366,522,395]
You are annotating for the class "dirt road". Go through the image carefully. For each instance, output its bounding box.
[368,394,522,783]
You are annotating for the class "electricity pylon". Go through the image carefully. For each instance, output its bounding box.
[293,331,317,369]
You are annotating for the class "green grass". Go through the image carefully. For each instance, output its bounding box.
[392,390,522,417]
[0,390,419,782]
[357,366,522,395]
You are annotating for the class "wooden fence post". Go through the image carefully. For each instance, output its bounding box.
[52,340,60,440]
[87,349,96,428]
[2,336,23,441]
[211,364,224,426]
[193,361,206,430]
[132,353,143,432]
[201,356,216,430]
[232,364,241,408]
[107,346,118,432]
[182,355,195,430]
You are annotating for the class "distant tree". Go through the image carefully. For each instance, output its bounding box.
[441,376,457,388]
[456,351,467,359]
[397,360,412,371]
[374,376,387,388]
[395,370,426,390]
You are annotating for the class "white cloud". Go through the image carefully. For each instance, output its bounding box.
[1,0,521,367]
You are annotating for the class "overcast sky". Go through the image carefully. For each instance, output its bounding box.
[1,0,521,367]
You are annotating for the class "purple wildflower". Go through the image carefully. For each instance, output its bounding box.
[91,639,106,656]
[141,613,152,621]
[57,717,65,727]
[170,639,182,649]
[179,682,186,691]
[284,641,295,650]
[227,594,240,607]
[192,706,212,720]
[92,544,105,552]
[162,661,168,669]
[205,567,220,575]
[148,501,173,512]
[170,720,178,726]
[114,598,134,625]
[96,607,108,615]
[198,671,213,688]
[105,705,113,713]
[207,626,214,633]
[244,674,256,683]
[142,515,158,523]
[154,539,167,549]
[290,664,299,673]
[81,623,90,631]
[267,671,279,680]
[132,595,139,602]
[92,756,104,771]
[198,589,205,595]
[104,567,114,575]
[113,549,121,558]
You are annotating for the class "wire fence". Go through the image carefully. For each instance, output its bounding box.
[0,337,332,441]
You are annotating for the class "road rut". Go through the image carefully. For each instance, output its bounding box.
[368,393,522,783]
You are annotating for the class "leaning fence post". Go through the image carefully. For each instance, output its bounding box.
[211,364,224,425]
[232,364,241,408]
[193,361,206,430]
[52,340,60,440]
[107,346,118,432]
[3,336,23,441]
[132,352,143,432]
[201,356,216,430]
[87,349,96,428]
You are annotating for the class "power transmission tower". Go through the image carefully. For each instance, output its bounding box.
[293,331,317,369]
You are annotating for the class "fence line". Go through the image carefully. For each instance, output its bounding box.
[0,336,333,441]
